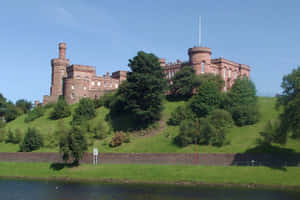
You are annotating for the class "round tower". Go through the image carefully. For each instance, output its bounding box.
[50,43,69,97]
[188,47,211,75]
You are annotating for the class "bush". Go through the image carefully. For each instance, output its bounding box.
[59,126,88,165]
[20,128,43,152]
[174,118,226,147]
[167,105,194,126]
[50,96,71,120]
[24,106,45,123]
[208,109,233,130]
[92,121,107,139]
[188,79,223,118]
[5,129,22,144]
[102,92,116,108]
[0,119,5,128]
[258,119,281,145]
[72,98,96,125]
[0,128,6,142]
[109,131,129,147]
[232,105,260,126]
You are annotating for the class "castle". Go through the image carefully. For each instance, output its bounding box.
[42,43,127,105]
[42,43,250,105]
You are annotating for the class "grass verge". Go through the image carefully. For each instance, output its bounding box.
[0,162,300,188]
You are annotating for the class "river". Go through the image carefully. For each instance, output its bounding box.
[0,179,299,200]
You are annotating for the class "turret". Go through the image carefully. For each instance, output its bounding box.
[50,43,69,98]
[188,47,211,75]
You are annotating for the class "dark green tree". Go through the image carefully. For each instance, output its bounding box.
[72,98,96,125]
[198,73,225,91]
[4,102,21,122]
[169,66,200,100]
[16,99,32,114]
[188,79,223,118]
[59,126,88,165]
[224,77,259,126]
[20,128,43,152]
[109,51,167,128]
[167,105,194,126]
[50,96,71,120]
[0,93,6,117]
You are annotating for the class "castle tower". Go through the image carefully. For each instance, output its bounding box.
[188,47,212,75]
[50,43,69,97]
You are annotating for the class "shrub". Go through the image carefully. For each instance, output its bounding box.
[16,99,32,114]
[50,96,71,120]
[109,131,129,147]
[20,128,43,152]
[0,128,6,142]
[167,105,194,126]
[258,119,281,145]
[174,119,198,147]
[93,121,107,139]
[93,97,103,109]
[102,92,116,108]
[72,98,96,125]
[5,129,22,144]
[174,118,226,147]
[24,106,45,123]
[59,126,88,165]
[232,104,260,126]
[188,79,223,118]
[0,119,5,128]
[208,109,233,130]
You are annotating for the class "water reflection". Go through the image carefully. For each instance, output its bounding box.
[0,179,299,200]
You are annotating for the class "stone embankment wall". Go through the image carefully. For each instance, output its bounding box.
[0,152,300,166]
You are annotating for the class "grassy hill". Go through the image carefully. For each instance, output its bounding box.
[1,97,300,153]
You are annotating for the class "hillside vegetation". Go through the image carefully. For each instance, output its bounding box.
[1,97,300,153]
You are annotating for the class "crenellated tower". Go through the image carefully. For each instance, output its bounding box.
[188,47,212,75]
[50,43,69,98]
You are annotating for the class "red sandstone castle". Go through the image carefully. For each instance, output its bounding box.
[42,43,250,105]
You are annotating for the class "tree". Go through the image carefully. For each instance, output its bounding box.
[20,128,43,152]
[167,105,194,126]
[169,66,200,100]
[0,93,6,117]
[198,73,225,91]
[208,109,233,131]
[224,77,257,109]
[72,98,96,125]
[16,99,32,114]
[188,79,223,118]
[109,51,167,128]
[4,102,21,122]
[59,126,88,165]
[224,77,259,126]
[50,96,71,120]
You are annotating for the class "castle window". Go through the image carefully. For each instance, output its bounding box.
[104,81,106,87]
[91,81,95,86]
[115,84,119,88]
[110,82,112,87]
[71,85,75,90]
[71,93,75,99]
[83,86,87,91]
[97,81,101,86]
[224,68,226,78]
[201,61,205,73]
[228,69,231,78]
[234,71,237,79]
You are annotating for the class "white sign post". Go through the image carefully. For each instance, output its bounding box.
[93,148,98,165]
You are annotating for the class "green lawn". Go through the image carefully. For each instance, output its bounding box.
[0,162,300,187]
[1,97,300,153]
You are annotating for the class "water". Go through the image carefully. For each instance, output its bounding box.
[0,179,299,200]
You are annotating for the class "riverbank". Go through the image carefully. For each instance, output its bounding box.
[0,162,300,190]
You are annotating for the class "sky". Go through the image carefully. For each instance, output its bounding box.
[0,0,300,102]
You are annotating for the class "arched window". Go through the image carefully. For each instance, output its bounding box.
[224,68,226,78]
[201,61,205,73]
[234,71,237,79]
[228,69,231,78]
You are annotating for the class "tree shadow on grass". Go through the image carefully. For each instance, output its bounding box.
[50,162,78,171]
[231,144,300,171]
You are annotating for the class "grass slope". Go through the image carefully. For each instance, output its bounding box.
[0,162,300,187]
[1,97,300,153]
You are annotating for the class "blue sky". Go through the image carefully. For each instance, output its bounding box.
[0,0,299,102]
